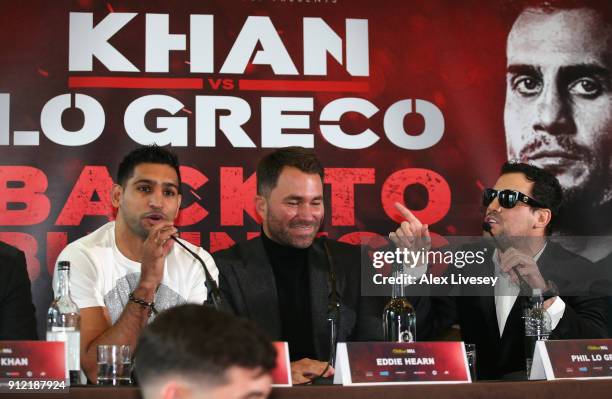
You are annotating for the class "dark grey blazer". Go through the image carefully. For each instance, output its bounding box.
[213,236,385,361]
[417,241,608,380]
[0,241,37,340]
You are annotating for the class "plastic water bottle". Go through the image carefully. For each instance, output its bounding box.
[47,261,81,385]
[524,288,551,378]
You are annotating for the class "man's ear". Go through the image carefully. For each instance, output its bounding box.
[160,380,191,399]
[534,208,552,231]
[255,194,267,220]
[111,184,123,208]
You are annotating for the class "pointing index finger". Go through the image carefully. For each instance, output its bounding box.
[394,202,419,223]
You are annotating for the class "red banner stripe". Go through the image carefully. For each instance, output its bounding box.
[239,79,370,92]
[68,77,204,89]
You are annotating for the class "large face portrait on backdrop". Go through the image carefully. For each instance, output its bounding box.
[504,3,612,244]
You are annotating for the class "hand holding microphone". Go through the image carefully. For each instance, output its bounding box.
[482,222,547,293]
[139,223,178,291]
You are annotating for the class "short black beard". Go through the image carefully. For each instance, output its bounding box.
[128,217,149,240]
[267,223,319,249]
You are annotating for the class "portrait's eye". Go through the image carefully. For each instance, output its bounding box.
[569,78,602,98]
[512,76,542,96]
[137,185,151,193]
[163,190,177,197]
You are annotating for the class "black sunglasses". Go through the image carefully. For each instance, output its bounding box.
[482,188,546,209]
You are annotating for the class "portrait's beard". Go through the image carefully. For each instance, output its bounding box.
[516,135,591,179]
[511,136,612,235]
[556,168,612,236]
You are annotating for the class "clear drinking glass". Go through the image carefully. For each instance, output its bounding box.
[97,345,132,386]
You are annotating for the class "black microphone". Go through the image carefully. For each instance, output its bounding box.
[170,235,232,314]
[322,237,340,369]
[482,222,506,251]
[482,222,531,294]
[294,237,339,385]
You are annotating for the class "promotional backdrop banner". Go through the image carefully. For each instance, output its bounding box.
[2,0,609,335]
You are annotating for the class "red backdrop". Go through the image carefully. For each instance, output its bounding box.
[1,0,518,334]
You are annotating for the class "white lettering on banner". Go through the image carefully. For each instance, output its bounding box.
[221,16,298,75]
[124,95,187,146]
[190,15,214,73]
[303,18,369,76]
[384,100,445,150]
[195,96,256,148]
[3,94,446,148]
[14,12,448,149]
[40,94,105,146]
[0,94,9,145]
[320,98,380,149]
[321,98,444,150]
[261,97,314,148]
[146,14,187,73]
[303,18,343,76]
[345,19,369,77]
[68,13,368,76]
[69,12,139,72]
[0,94,38,146]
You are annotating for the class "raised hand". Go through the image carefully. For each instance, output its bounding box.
[139,222,177,290]
[498,247,547,291]
[389,202,431,253]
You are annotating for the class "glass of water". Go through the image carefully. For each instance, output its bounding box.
[465,343,477,381]
[97,345,132,386]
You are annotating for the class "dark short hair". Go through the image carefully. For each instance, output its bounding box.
[117,145,182,187]
[500,161,563,234]
[256,147,324,196]
[134,304,276,388]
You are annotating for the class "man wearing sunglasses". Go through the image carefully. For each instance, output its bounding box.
[391,162,607,379]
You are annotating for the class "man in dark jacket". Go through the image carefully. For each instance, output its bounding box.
[391,162,607,379]
[0,241,37,340]
[214,147,384,384]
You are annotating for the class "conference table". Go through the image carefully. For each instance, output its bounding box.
[5,379,612,399]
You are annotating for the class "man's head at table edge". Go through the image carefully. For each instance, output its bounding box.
[134,304,277,399]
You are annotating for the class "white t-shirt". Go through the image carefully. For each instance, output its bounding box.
[53,222,217,324]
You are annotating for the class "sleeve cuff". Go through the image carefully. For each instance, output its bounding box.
[546,296,566,330]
